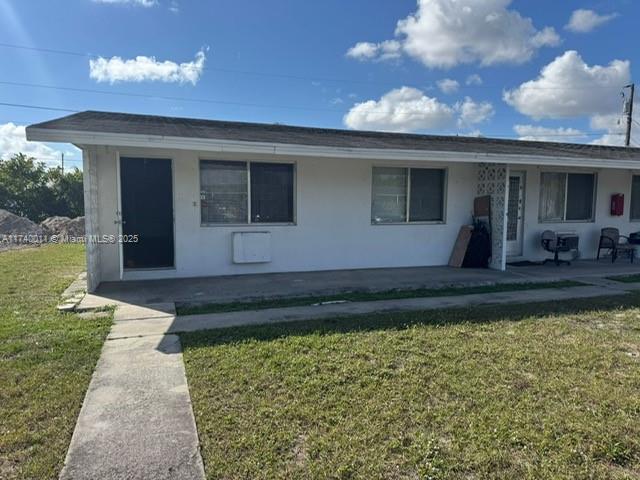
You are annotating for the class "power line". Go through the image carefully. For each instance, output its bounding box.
[0,80,346,113]
[0,102,79,113]
[0,42,630,91]
[0,42,90,58]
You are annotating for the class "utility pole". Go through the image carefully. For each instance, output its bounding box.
[61,152,64,174]
[624,83,635,147]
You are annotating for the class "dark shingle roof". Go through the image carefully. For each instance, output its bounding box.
[27,110,640,161]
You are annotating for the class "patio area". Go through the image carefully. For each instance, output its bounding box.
[83,259,640,309]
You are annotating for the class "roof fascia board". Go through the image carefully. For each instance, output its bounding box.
[26,127,640,170]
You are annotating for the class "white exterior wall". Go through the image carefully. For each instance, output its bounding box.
[516,165,639,261]
[82,146,102,291]
[90,146,478,283]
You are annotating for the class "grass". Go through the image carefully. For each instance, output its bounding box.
[608,274,640,284]
[182,294,640,479]
[176,280,585,316]
[0,245,111,480]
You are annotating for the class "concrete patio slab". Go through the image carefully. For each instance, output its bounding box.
[76,292,123,311]
[60,332,205,480]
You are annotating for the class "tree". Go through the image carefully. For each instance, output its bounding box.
[0,153,84,222]
[47,167,84,218]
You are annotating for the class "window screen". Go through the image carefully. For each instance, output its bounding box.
[409,168,444,221]
[539,172,595,222]
[371,167,407,223]
[250,162,294,223]
[539,172,566,222]
[631,175,640,220]
[566,173,594,221]
[200,160,247,224]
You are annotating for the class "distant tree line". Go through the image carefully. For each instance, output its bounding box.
[0,153,84,222]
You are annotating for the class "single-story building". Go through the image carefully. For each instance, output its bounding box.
[26,111,640,292]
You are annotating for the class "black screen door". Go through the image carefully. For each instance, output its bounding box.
[120,157,174,269]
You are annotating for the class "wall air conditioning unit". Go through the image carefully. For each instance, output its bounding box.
[232,231,271,263]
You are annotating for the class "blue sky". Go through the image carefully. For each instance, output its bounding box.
[0,0,638,168]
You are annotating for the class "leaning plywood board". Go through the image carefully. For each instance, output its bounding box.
[449,225,473,267]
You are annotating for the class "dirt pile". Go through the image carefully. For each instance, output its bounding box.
[41,216,85,237]
[0,209,44,237]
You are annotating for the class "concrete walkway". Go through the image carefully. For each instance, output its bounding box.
[107,282,636,340]
[60,303,205,480]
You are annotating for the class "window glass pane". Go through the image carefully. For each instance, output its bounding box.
[409,168,445,221]
[200,161,247,224]
[250,162,294,223]
[372,167,407,223]
[631,176,640,220]
[566,173,595,221]
[539,172,566,222]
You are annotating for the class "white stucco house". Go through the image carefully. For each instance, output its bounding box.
[26,111,640,292]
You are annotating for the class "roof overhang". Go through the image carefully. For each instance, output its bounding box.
[26,127,640,170]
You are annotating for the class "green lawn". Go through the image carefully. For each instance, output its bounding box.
[177,280,584,316]
[0,245,111,480]
[182,295,640,480]
[608,274,640,284]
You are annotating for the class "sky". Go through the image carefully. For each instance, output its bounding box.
[0,0,638,169]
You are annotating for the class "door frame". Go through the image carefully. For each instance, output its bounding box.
[506,170,526,258]
[115,151,123,280]
[117,154,177,272]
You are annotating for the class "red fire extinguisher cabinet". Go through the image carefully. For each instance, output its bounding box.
[611,193,624,216]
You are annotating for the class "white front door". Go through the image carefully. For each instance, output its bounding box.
[506,172,525,257]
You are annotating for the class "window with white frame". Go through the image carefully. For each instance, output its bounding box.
[631,175,640,221]
[539,172,596,222]
[200,160,294,224]
[371,167,445,223]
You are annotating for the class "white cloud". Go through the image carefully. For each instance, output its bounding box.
[456,97,494,127]
[92,0,157,6]
[437,78,459,94]
[0,123,80,167]
[590,134,625,146]
[503,50,630,119]
[89,49,206,84]
[343,87,455,132]
[347,0,560,68]
[530,27,562,48]
[514,124,586,142]
[589,113,633,146]
[566,9,618,33]
[169,1,179,13]
[343,87,493,133]
[346,40,402,62]
[466,74,483,86]
[464,130,483,138]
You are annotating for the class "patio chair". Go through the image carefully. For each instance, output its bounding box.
[597,228,635,263]
[541,230,572,266]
